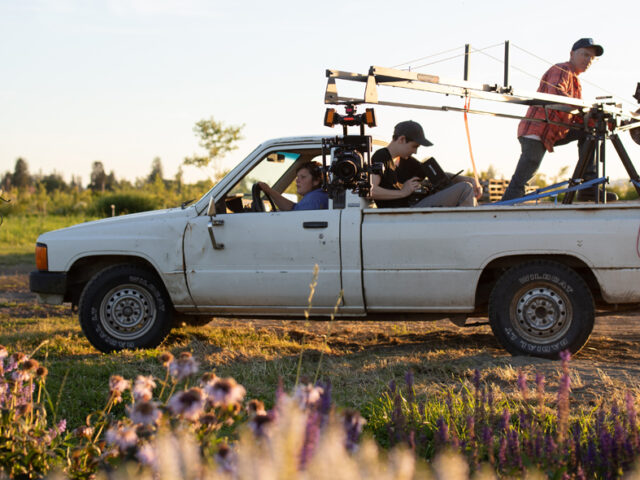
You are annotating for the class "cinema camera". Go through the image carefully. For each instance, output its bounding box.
[321,104,382,199]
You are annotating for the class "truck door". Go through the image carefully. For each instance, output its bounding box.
[183,148,343,315]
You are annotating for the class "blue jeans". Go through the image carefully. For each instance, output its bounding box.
[501,130,597,201]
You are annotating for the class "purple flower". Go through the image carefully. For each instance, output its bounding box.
[128,400,162,426]
[498,436,507,468]
[436,417,449,446]
[132,375,156,402]
[168,352,199,381]
[559,349,571,374]
[168,387,205,421]
[404,370,414,403]
[293,384,323,410]
[517,370,528,402]
[388,379,396,394]
[343,410,366,452]
[299,410,321,469]
[319,381,332,419]
[204,377,246,408]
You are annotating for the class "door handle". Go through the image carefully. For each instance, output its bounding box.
[303,221,328,229]
[207,218,224,250]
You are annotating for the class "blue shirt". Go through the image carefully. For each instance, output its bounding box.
[293,188,328,211]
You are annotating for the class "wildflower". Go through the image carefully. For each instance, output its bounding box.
[404,370,414,403]
[557,372,571,442]
[168,352,199,381]
[318,380,332,420]
[517,370,528,402]
[200,371,218,386]
[133,375,156,402]
[56,419,67,434]
[35,366,48,380]
[435,417,449,447]
[343,409,366,453]
[248,411,274,438]
[137,443,157,467]
[300,410,321,469]
[168,387,205,421]
[158,351,174,368]
[215,443,236,475]
[73,425,95,439]
[109,375,131,404]
[294,384,323,410]
[388,379,396,394]
[7,352,26,371]
[0,345,7,360]
[128,400,162,426]
[20,358,39,372]
[106,424,139,451]
[205,377,246,408]
[11,369,30,383]
[246,399,266,417]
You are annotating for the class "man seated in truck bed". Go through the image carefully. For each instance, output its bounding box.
[370,120,482,208]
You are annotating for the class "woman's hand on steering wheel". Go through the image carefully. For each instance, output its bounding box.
[251,183,277,212]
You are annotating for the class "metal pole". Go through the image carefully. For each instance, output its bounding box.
[504,41,510,88]
[464,44,470,82]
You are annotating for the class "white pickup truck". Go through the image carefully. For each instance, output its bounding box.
[29,135,640,358]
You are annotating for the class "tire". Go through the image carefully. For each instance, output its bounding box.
[79,265,173,353]
[488,260,594,359]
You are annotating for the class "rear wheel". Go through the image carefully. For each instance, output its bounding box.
[488,260,594,359]
[79,265,172,352]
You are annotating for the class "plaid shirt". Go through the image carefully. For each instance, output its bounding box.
[517,62,582,152]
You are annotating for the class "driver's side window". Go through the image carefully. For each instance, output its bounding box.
[220,151,300,214]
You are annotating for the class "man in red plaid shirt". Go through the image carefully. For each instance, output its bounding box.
[502,38,616,202]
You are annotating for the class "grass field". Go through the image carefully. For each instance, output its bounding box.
[0,214,98,264]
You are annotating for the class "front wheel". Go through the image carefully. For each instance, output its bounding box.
[488,260,594,359]
[79,265,173,353]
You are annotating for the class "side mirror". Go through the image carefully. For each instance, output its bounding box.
[207,196,217,217]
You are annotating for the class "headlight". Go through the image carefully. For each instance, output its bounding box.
[35,243,48,271]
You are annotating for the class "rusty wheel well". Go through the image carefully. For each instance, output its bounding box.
[65,256,167,307]
[474,254,602,313]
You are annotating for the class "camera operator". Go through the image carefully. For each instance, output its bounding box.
[370,120,481,208]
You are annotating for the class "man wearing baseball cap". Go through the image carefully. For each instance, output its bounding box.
[370,120,482,208]
[501,38,616,202]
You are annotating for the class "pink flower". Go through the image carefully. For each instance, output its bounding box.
[137,443,157,467]
[133,375,156,402]
[168,387,205,421]
[109,375,131,395]
[168,352,199,381]
[294,384,324,409]
[128,400,162,426]
[204,377,246,408]
[106,424,139,451]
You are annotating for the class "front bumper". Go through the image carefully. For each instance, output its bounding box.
[29,271,67,304]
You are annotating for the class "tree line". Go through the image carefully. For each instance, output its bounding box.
[1,117,244,195]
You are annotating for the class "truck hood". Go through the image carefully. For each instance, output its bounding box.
[38,207,195,272]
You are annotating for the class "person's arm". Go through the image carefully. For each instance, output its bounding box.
[370,174,420,200]
[450,174,483,200]
[256,182,296,211]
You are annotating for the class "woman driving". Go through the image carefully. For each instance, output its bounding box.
[257,161,328,211]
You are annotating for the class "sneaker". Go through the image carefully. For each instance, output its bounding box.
[576,188,618,202]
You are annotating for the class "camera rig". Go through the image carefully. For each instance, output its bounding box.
[321,104,381,199]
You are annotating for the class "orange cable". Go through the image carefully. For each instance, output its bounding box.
[463,96,480,186]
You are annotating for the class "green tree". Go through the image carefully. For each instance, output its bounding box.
[12,157,32,189]
[89,161,106,191]
[183,117,244,172]
[147,157,164,184]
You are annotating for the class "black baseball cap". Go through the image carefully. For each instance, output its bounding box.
[393,120,433,146]
[571,38,603,56]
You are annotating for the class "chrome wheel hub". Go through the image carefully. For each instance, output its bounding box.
[511,285,572,344]
[100,284,156,341]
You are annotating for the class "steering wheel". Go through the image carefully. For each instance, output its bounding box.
[251,183,277,212]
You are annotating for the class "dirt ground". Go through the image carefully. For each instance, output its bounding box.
[3,263,640,405]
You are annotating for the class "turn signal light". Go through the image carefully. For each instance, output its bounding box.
[35,243,48,271]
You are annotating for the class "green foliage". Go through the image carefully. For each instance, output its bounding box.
[183,117,244,171]
[90,192,160,216]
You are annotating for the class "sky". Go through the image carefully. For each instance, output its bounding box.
[1,0,640,187]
